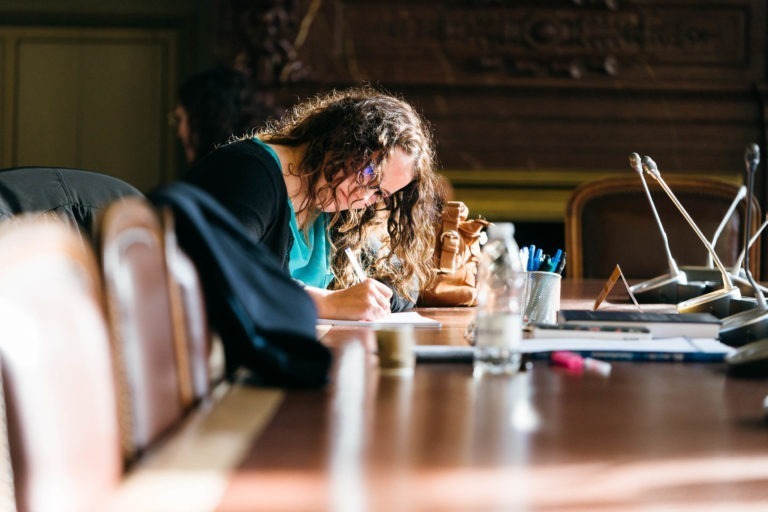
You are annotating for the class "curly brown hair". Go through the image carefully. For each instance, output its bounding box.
[254,86,440,299]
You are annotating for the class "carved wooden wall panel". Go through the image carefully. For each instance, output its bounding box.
[218,0,768,270]
[295,1,762,86]
[273,0,766,227]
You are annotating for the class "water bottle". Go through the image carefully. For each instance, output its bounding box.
[473,222,524,376]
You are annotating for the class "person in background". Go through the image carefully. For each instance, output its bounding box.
[173,66,281,166]
[182,85,441,321]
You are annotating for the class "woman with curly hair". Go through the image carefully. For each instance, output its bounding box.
[182,85,441,320]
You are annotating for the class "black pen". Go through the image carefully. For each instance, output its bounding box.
[546,249,563,272]
[555,252,567,274]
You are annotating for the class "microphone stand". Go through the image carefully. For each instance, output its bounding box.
[706,186,747,268]
[731,213,768,282]
[672,185,765,298]
[626,153,705,303]
[642,155,741,318]
[682,186,747,283]
[719,144,768,346]
[727,213,768,299]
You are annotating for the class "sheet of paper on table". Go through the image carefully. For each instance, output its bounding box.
[317,311,441,328]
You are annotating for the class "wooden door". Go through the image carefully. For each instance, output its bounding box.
[0,26,178,192]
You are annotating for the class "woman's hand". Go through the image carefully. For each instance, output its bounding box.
[305,279,393,321]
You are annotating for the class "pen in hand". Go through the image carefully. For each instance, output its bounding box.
[344,247,367,283]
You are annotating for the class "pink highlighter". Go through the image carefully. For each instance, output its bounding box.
[551,351,612,376]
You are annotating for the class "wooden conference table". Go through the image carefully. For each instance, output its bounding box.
[215,279,768,511]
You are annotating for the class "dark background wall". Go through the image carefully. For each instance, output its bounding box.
[213,0,768,271]
[1,0,766,272]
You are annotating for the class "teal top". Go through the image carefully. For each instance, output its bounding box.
[287,205,333,289]
[252,137,334,289]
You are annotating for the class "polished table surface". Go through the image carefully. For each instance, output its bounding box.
[216,280,768,511]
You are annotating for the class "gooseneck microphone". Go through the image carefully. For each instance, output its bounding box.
[729,214,768,299]
[720,144,768,345]
[731,213,768,278]
[641,155,741,317]
[627,153,698,303]
[678,184,748,283]
[705,185,747,269]
[631,153,682,277]
[743,142,762,299]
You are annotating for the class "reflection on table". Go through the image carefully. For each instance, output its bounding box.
[215,279,768,512]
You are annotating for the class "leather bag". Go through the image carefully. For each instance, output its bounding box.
[418,201,489,307]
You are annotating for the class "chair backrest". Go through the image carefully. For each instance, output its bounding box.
[0,167,142,239]
[0,216,121,512]
[161,207,212,403]
[98,197,186,461]
[565,175,761,279]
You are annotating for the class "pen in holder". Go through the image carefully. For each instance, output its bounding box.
[522,271,562,325]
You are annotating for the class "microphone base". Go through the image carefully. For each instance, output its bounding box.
[629,273,706,304]
[677,288,741,318]
[678,267,767,298]
[679,265,723,283]
[726,338,768,377]
[731,275,768,298]
[729,296,758,315]
[719,307,768,347]
[677,282,710,302]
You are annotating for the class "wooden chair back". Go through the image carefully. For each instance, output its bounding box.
[99,197,185,461]
[161,207,212,403]
[0,216,121,512]
[565,175,761,279]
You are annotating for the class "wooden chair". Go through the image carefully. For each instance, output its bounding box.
[0,210,267,512]
[107,207,280,512]
[565,175,761,279]
[99,197,197,461]
[161,207,212,403]
[0,216,121,512]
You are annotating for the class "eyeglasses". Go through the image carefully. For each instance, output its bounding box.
[359,164,391,204]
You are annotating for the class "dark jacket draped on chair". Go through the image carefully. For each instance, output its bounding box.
[150,182,331,388]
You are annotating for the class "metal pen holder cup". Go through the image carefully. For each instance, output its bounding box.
[522,271,562,325]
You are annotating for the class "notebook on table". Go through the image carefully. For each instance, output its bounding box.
[556,309,721,339]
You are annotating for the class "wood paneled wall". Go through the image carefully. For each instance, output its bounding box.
[273,1,766,221]
[248,0,766,268]
[1,0,766,267]
[0,0,207,191]
[1,27,178,191]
